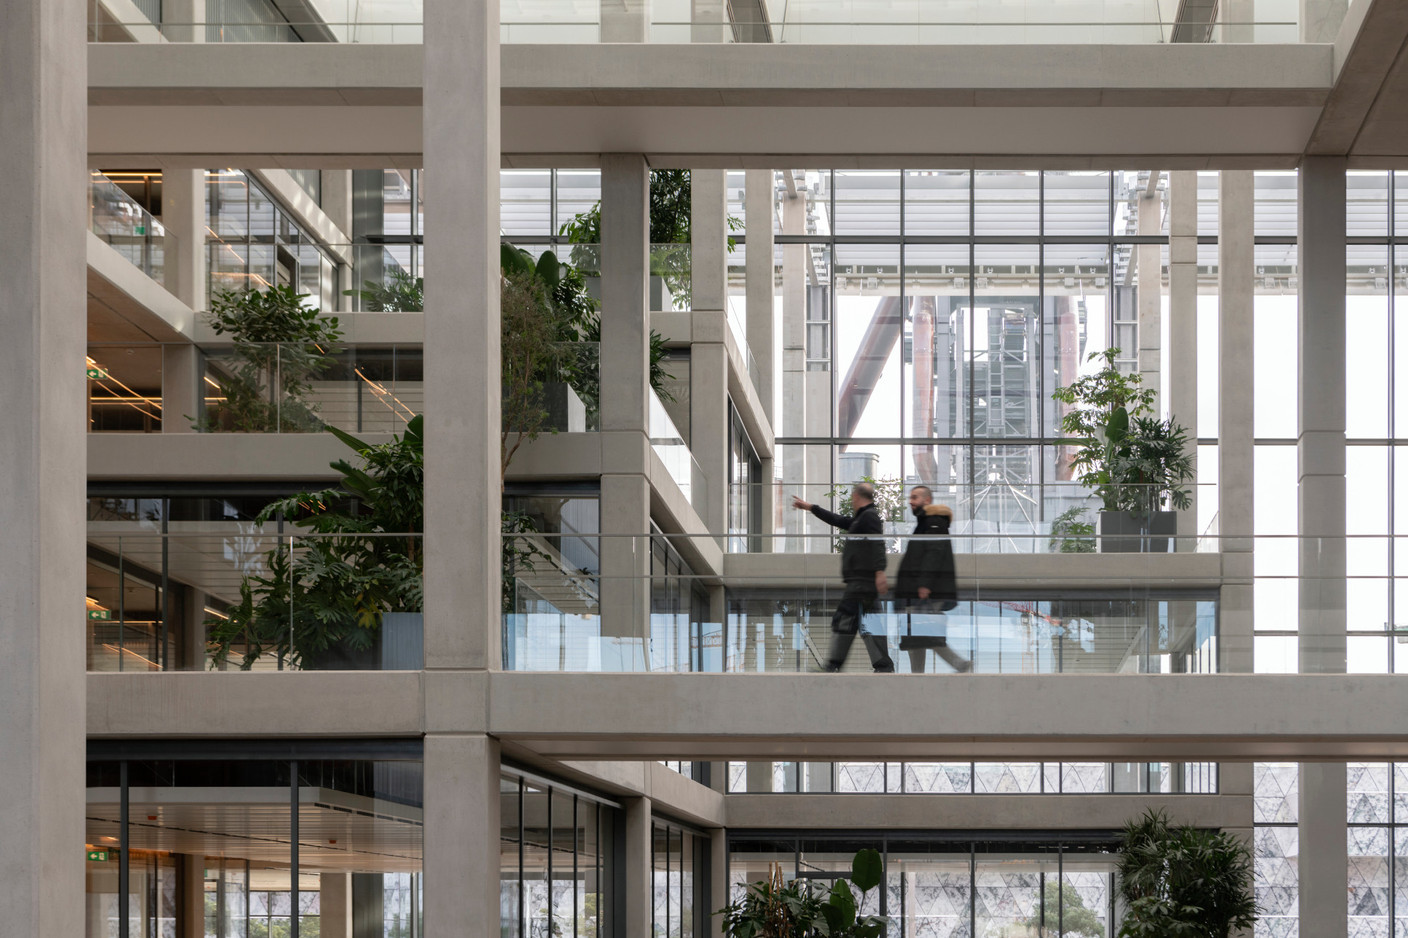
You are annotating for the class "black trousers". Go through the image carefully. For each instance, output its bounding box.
[824,579,894,672]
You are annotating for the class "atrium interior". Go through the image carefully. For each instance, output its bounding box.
[6,1,1408,936]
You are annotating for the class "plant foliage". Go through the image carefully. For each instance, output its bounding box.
[207,417,424,669]
[1116,809,1258,938]
[1051,348,1195,514]
[344,267,424,312]
[558,169,743,310]
[717,850,886,938]
[1022,879,1105,937]
[200,285,343,432]
[1048,504,1096,554]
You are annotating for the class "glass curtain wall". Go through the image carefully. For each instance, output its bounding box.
[729,834,1120,937]
[207,170,339,309]
[86,747,423,938]
[653,820,706,938]
[500,771,614,938]
[749,169,1176,547]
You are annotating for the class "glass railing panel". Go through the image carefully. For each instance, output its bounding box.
[344,244,423,312]
[91,0,426,42]
[650,244,691,311]
[727,482,1219,554]
[500,532,1220,673]
[200,342,422,434]
[84,531,423,671]
[540,341,600,432]
[89,172,166,285]
[650,390,707,516]
[90,0,1298,43]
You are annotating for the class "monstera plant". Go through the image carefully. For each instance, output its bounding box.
[717,849,886,938]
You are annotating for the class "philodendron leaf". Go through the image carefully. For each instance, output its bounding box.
[851,848,883,892]
[827,880,856,928]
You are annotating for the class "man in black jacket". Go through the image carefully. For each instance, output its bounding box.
[791,483,895,673]
[894,485,971,673]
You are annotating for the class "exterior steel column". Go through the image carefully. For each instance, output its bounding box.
[1218,172,1255,676]
[745,170,775,424]
[624,797,654,938]
[692,170,730,535]
[0,0,87,935]
[423,0,500,670]
[1297,156,1349,938]
[600,155,653,652]
[424,735,501,938]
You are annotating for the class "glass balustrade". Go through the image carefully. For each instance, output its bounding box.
[87,526,1408,675]
[89,172,165,285]
[650,389,705,509]
[89,0,1300,43]
[84,530,423,672]
[728,482,1221,554]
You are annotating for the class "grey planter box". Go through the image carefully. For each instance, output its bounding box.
[301,611,423,671]
[1098,510,1177,553]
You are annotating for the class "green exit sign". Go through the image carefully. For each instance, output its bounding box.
[86,367,108,380]
[87,609,111,620]
[87,850,109,862]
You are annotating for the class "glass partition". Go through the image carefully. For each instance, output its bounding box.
[84,530,423,672]
[90,172,166,285]
[91,0,1299,42]
[86,751,423,938]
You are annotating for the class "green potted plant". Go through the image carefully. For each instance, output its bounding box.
[199,285,343,432]
[1051,348,1194,552]
[717,849,886,938]
[1116,808,1258,938]
[207,417,424,670]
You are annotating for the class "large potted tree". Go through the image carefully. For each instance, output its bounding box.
[207,417,425,670]
[1116,809,1258,938]
[1051,348,1194,552]
[199,285,343,432]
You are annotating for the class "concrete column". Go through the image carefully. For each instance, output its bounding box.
[601,155,651,435]
[1137,176,1163,415]
[162,169,206,312]
[691,0,729,42]
[781,181,807,528]
[692,171,730,535]
[599,156,653,659]
[1298,157,1348,672]
[1221,0,1255,42]
[709,829,728,937]
[691,340,729,535]
[161,0,204,42]
[624,797,653,938]
[1297,156,1348,938]
[162,343,201,434]
[745,170,775,424]
[745,761,772,793]
[0,2,87,938]
[600,0,648,41]
[321,171,356,242]
[1218,172,1255,676]
[423,735,501,938]
[320,872,352,938]
[423,0,500,670]
[1300,0,1346,42]
[599,474,651,658]
[1168,172,1199,537]
[181,855,206,937]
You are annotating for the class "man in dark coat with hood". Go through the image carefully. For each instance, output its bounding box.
[791,482,895,672]
[894,485,970,673]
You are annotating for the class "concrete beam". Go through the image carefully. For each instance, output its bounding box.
[87,671,1408,760]
[1303,0,1408,154]
[88,431,396,481]
[86,671,427,737]
[485,673,1408,761]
